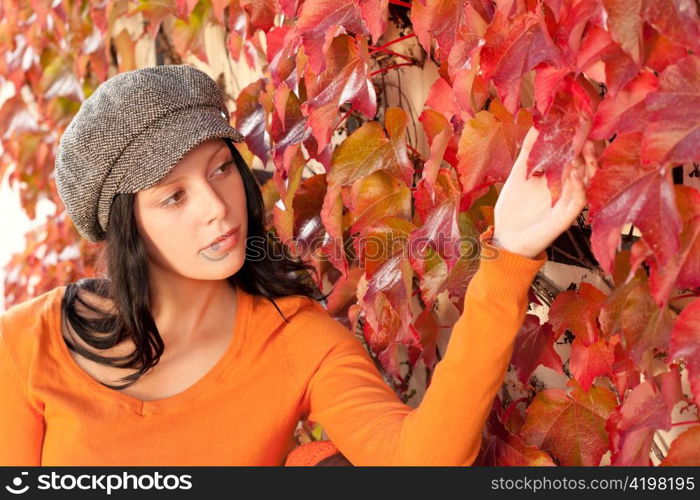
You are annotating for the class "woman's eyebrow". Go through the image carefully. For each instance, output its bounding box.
[150,144,230,191]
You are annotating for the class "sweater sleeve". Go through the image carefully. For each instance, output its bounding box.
[292,224,547,466]
[0,316,45,465]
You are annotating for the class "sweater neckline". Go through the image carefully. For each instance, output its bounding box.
[50,282,250,415]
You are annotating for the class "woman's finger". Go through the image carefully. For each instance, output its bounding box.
[513,125,540,182]
[572,154,586,183]
[581,140,599,187]
[554,169,586,225]
[566,170,587,215]
[585,154,598,187]
[553,168,576,212]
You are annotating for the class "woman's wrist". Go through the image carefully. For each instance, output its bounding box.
[490,235,541,260]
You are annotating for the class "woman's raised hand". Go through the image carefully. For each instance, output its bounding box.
[491,125,600,259]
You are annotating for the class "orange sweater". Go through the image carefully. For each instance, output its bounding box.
[0,225,546,466]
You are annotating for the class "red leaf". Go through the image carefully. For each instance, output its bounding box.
[670,298,700,409]
[265,25,292,62]
[420,108,460,168]
[641,54,700,166]
[355,216,414,278]
[511,314,565,386]
[277,0,300,18]
[606,411,655,465]
[294,0,369,74]
[480,10,561,114]
[130,0,178,39]
[587,132,681,274]
[641,0,700,53]
[411,0,495,63]
[453,67,490,118]
[610,333,641,397]
[541,0,565,20]
[411,206,482,311]
[325,266,365,318]
[642,23,690,73]
[601,0,645,65]
[268,27,301,89]
[384,107,414,187]
[656,363,684,411]
[417,110,454,199]
[356,0,389,44]
[408,196,462,274]
[302,34,377,153]
[348,170,411,237]
[235,79,271,168]
[292,173,329,251]
[590,70,658,140]
[527,76,596,206]
[520,381,618,465]
[271,83,310,169]
[414,166,463,223]
[576,24,640,98]
[445,2,489,79]
[570,338,616,391]
[548,0,602,64]
[456,109,518,203]
[327,109,412,188]
[607,366,681,465]
[643,185,700,307]
[414,306,440,371]
[534,65,572,116]
[549,282,608,345]
[239,0,276,33]
[599,274,675,369]
[320,182,349,278]
[424,78,460,123]
[362,256,422,380]
[660,425,700,465]
[477,404,557,466]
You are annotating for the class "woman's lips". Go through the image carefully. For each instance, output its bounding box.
[203,227,240,253]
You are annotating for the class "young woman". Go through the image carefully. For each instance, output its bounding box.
[0,64,597,466]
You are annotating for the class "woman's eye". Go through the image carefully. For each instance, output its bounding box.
[215,160,234,175]
[160,161,233,209]
[162,190,185,208]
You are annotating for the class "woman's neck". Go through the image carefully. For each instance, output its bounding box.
[149,274,237,348]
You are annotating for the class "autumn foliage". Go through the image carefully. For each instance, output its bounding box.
[1,0,700,465]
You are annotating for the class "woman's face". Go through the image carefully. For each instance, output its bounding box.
[134,138,248,280]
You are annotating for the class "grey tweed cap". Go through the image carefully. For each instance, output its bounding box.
[54,64,245,243]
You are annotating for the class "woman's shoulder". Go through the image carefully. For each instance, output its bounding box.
[267,293,360,353]
[0,285,65,332]
[0,284,66,374]
[248,290,316,323]
[246,289,347,334]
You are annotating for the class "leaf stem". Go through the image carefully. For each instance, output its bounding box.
[501,396,529,424]
[370,46,415,62]
[369,33,417,54]
[670,292,700,301]
[407,144,425,163]
[369,62,415,76]
[671,420,700,427]
[334,105,354,132]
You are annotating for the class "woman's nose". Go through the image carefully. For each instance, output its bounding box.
[200,183,229,223]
